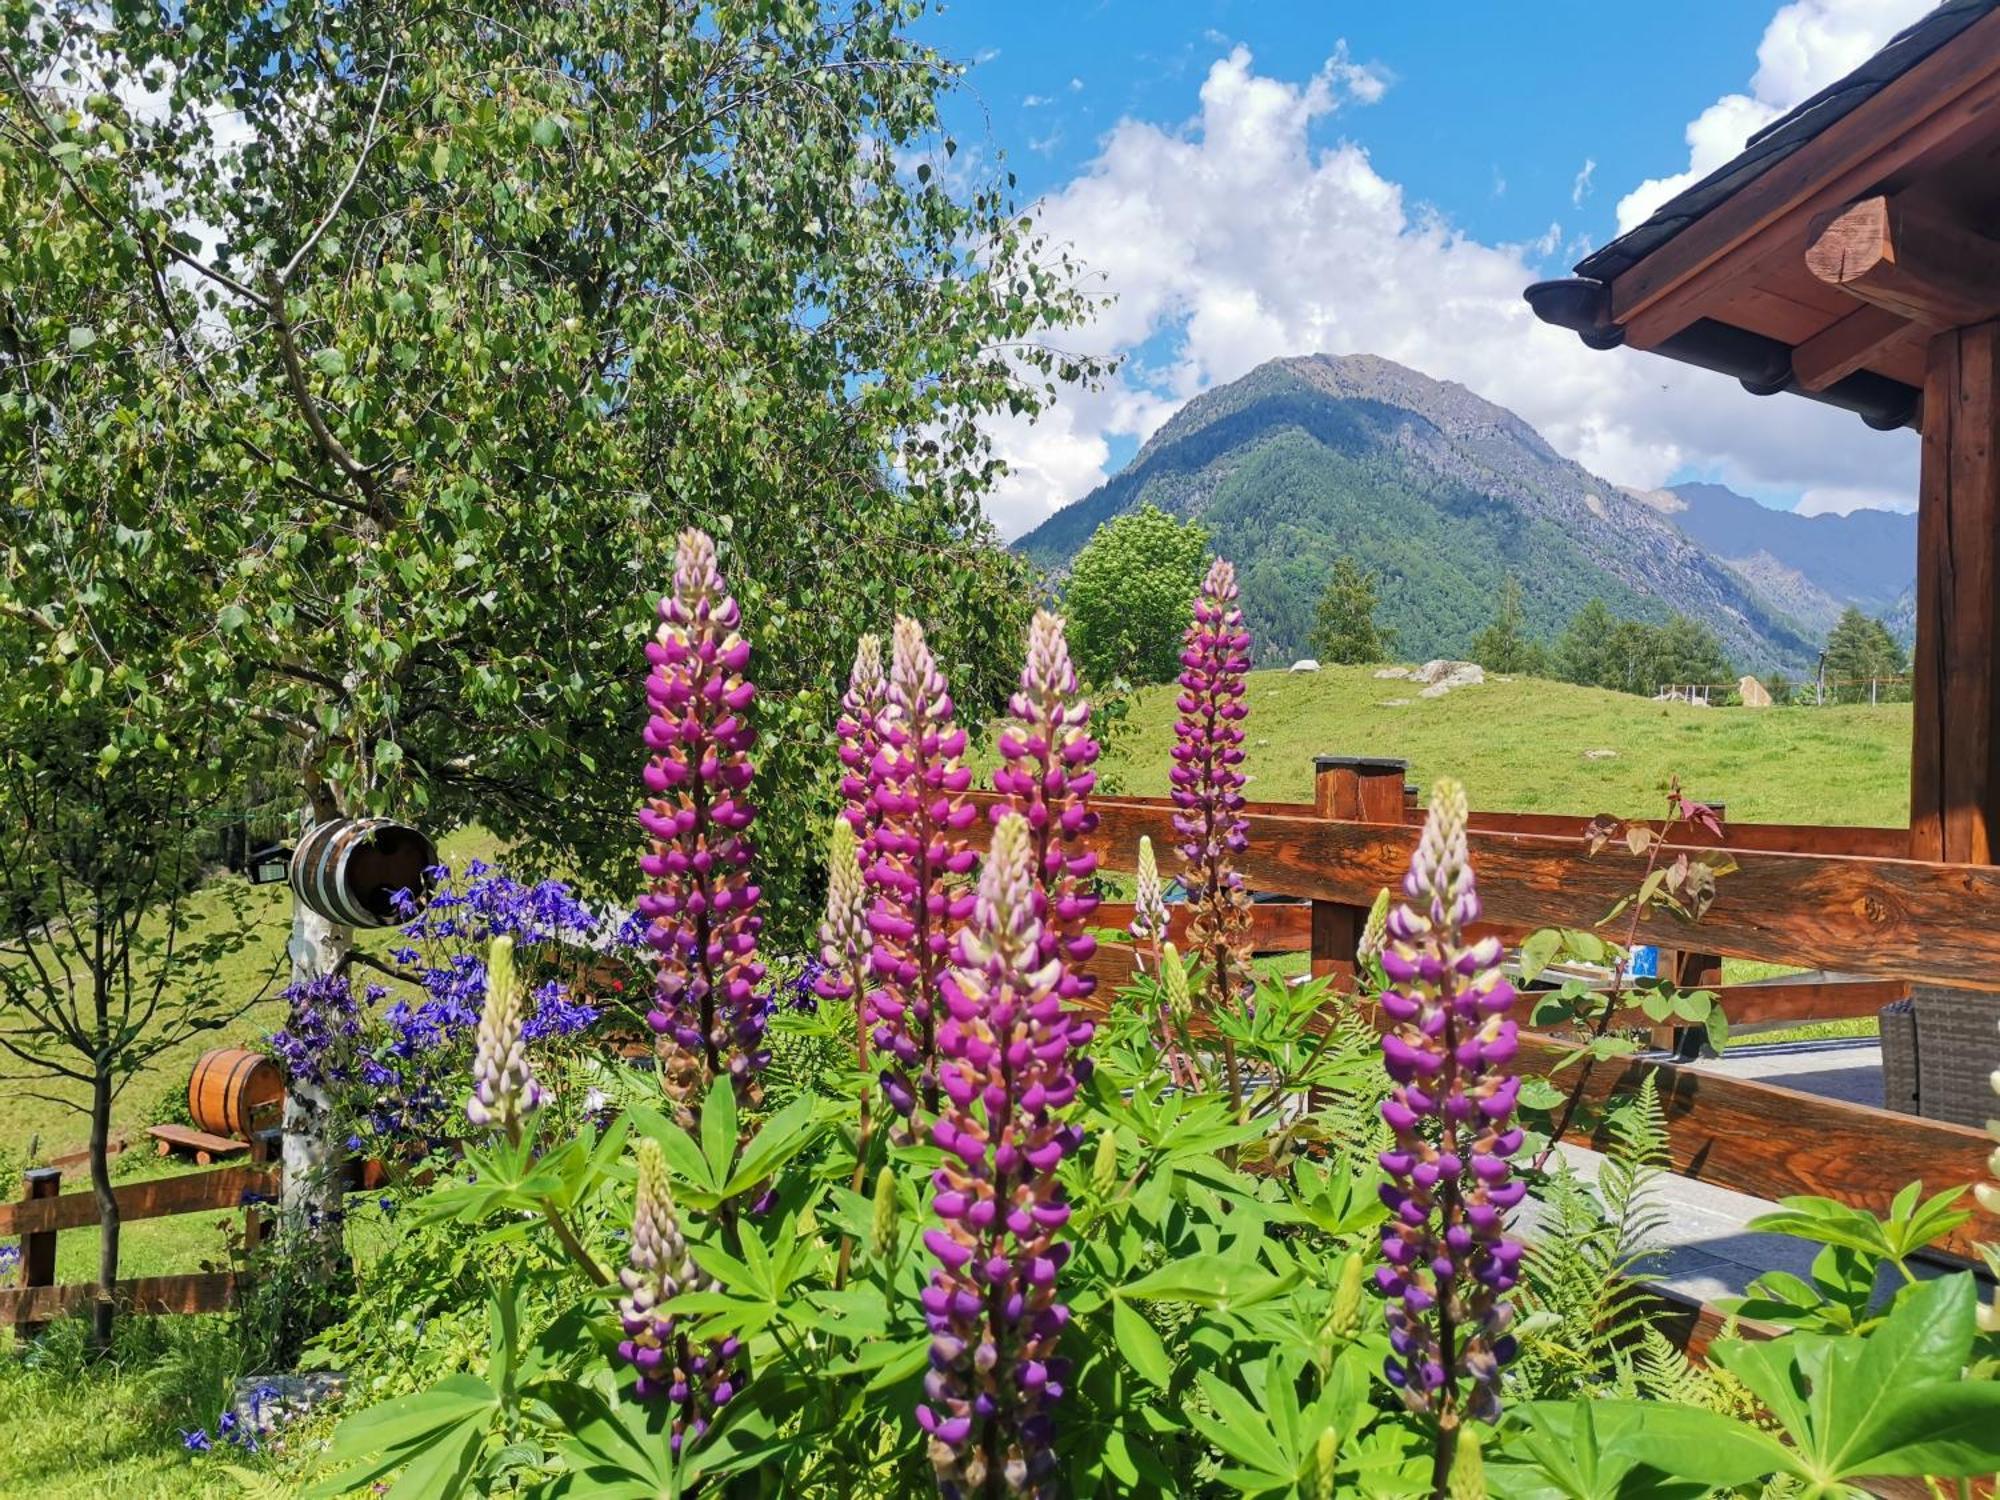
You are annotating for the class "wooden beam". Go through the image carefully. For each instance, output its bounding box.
[1520,1035,1997,1260]
[0,1272,241,1324]
[1094,900,1310,954]
[1610,9,2000,345]
[1911,321,2000,862]
[0,1165,279,1238]
[1792,303,1915,390]
[1805,195,2000,328]
[969,792,2000,986]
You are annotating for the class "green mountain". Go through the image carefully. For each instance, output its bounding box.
[1015,354,1824,672]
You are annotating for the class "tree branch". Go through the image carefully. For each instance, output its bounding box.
[277,56,397,286]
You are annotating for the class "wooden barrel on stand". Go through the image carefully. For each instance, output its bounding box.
[189,1049,285,1140]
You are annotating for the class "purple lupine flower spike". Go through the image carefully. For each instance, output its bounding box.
[992,610,1101,1021]
[1374,778,1525,1428]
[917,813,1083,1498]
[638,528,767,1119]
[1170,558,1253,1003]
[616,1138,741,1454]
[838,635,887,850]
[466,936,544,1139]
[866,616,978,1118]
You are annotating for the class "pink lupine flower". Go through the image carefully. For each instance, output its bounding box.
[638,529,767,1116]
[838,634,887,851]
[991,609,1101,1015]
[1170,558,1253,1002]
[866,616,978,1117]
[917,813,1088,1497]
[1374,778,1525,1428]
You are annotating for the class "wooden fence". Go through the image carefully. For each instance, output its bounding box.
[1,1157,277,1336]
[970,753,2000,1264]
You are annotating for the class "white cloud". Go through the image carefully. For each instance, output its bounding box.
[1616,0,1935,231]
[1023,93,1053,108]
[1070,77,1085,92]
[1571,157,1596,206]
[1797,482,1904,516]
[982,38,1918,539]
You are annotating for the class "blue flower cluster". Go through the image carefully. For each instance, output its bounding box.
[182,1384,286,1456]
[270,861,641,1151]
[0,1242,19,1278]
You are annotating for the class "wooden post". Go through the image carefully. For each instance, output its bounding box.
[1311,756,1408,986]
[1910,320,2000,863]
[16,1168,60,1340]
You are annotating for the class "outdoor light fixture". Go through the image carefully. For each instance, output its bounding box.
[246,844,294,886]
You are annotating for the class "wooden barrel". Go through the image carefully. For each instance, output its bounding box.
[188,1049,285,1140]
[289,817,437,928]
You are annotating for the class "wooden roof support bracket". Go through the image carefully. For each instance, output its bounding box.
[1806,194,2000,329]
[1792,303,1913,391]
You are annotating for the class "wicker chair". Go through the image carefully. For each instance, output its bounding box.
[1877,987,2000,1128]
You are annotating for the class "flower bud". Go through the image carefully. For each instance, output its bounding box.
[1160,943,1192,1027]
[466,935,544,1136]
[1089,1128,1120,1201]
[869,1164,899,1263]
[1311,1428,1340,1500]
[1447,1428,1485,1500]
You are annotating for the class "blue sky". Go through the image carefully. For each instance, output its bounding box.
[908,1,1933,536]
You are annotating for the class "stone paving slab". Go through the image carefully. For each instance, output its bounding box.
[1533,1039,1889,1305]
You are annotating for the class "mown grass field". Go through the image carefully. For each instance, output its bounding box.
[1095,665,1912,826]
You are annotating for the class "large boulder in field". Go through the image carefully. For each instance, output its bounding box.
[1416,660,1485,698]
[1289,658,1321,674]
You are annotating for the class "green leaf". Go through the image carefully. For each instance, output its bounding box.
[1119,1253,1294,1310]
[1110,1296,1173,1388]
[700,1075,739,1186]
[68,325,97,350]
[311,347,348,377]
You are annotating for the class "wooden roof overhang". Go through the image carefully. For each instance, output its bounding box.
[1526,0,2000,432]
[1525,0,2000,865]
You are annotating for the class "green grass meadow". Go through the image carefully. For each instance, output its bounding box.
[1096,665,1912,827]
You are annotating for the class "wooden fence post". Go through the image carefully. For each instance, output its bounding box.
[16,1168,60,1340]
[1311,756,1408,986]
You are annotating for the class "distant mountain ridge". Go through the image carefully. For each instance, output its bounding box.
[1633,481,1915,641]
[1015,354,1914,673]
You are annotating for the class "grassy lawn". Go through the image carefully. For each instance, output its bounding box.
[1094,665,1912,827]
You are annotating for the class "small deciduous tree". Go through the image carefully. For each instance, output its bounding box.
[1309,556,1395,665]
[1471,575,1547,676]
[1553,598,1620,688]
[1063,506,1210,686]
[0,699,273,1355]
[1823,607,1908,702]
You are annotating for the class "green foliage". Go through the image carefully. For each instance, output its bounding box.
[0,0,1103,943]
[1309,556,1395,665]
[1472,576,1548,676]
[1553,599,1735,697]
[1823,605,1909,702]
[1514,1078,1670,1397]
[1499,1277,2000,1495]
[1729,1182,1973,1335]
[1063,505,1211,686]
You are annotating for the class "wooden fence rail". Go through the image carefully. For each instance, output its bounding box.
[2,1161,278,1336]
[968,758,2000,1258]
